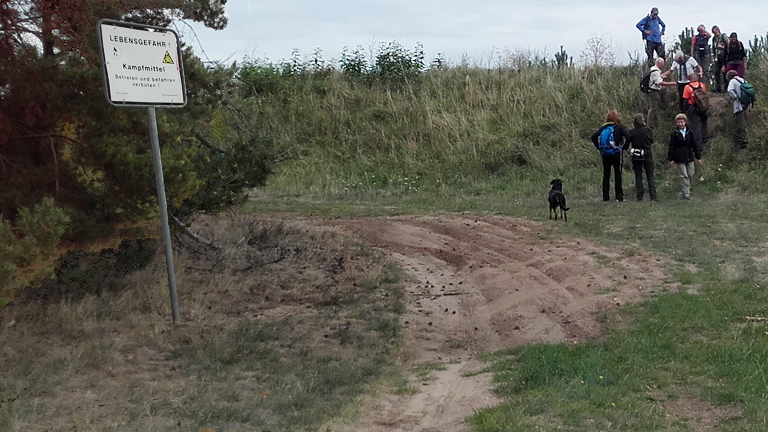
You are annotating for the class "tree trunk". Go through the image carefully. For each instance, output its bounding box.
[40,0,54,57]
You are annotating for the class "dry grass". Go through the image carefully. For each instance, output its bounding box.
[0,213,404,432]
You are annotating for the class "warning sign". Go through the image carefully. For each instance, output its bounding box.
[98,19,186,107]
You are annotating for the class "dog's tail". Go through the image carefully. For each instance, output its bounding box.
[560,204,570,211]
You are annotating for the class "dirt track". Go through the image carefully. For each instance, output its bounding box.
[323,214,672,432]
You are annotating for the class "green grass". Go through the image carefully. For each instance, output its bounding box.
[6,55,768,431]
[0,217,406,432]
[248,153,768,430]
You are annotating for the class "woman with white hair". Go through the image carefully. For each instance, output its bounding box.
[669,50,702,113]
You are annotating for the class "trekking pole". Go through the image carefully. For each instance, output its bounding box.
[620,145,624,174]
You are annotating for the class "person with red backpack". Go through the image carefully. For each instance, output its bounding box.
[724,32,747,78]
[682,73,709,153]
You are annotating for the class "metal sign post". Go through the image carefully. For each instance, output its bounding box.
[147,106,180,323]
[97,19,187,323]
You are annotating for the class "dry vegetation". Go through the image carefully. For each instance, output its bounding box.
[0,213,404,432]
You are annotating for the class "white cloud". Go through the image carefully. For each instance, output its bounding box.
[175,1,768,66]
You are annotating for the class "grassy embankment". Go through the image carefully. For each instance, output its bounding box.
[249,59,768,431]
[3,58,768,431]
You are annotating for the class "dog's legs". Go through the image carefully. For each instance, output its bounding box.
[563,209,568,222]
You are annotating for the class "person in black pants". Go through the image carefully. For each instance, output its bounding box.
[591,110,630,202]
[627,113,657,201]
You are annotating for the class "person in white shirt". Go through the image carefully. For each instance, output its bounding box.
[646,57,667,130]
[726,70,748,149]
[669,50,702,113]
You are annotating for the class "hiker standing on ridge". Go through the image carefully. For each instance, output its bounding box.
[726,70,749,149]
[711,25,728,92]
[647,57,670,130]
[636,7,666,65]
[669,50,702,113]
[691,25,711,85]
[724,32,747,78]
[682,73,709,152]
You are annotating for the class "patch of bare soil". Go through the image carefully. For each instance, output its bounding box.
[321,214,674,432]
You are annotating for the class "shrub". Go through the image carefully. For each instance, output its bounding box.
[236,61,285,97]
[340,46,369,80]
[14,238,159,304]
[372,42,424,85]
[16,197,70,258]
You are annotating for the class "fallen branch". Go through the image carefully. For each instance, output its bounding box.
[171,215,220,250]
[232,255,287,273]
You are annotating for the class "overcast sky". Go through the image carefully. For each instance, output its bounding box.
[174,1,768,67]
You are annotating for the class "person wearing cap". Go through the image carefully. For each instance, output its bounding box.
[668,50,702,113]
[724,32,747,78]
[636,7,666,65]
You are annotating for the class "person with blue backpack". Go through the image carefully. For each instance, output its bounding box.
[591,110,630,202]
[636,7,666,65]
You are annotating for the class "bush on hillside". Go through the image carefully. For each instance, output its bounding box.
[12,238,159,305]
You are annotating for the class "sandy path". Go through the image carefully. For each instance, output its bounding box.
[323,214,670,432]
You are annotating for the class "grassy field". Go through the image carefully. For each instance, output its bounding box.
[0,215,405,431]
[246,135,768,430]
[4,54,768,430]
[3,158,768,430]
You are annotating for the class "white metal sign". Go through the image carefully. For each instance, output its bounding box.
[98,19,186,107]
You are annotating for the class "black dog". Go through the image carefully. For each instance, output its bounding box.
[548,179,570,222]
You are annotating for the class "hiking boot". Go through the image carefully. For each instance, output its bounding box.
[683,194,691,200]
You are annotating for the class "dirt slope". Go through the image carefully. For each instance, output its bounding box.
[322,214,672,432]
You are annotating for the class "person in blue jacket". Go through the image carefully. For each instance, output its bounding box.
[636,7,666,65]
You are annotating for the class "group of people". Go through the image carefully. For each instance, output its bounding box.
[591,110,700,202]
[636,9,748,91]
[589,7,753,203]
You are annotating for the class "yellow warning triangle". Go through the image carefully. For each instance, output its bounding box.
[163,51,174,64]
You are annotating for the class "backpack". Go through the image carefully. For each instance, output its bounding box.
[639,70,652,93]
[598,125,620,156]
[693,34,709,54]
[641,15,650,40]
[688,83,710,115]
[736,78,757,107]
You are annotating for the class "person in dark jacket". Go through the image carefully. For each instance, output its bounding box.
[627,113,657,201]
[591,110,630,202]
[668,113,702,200]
